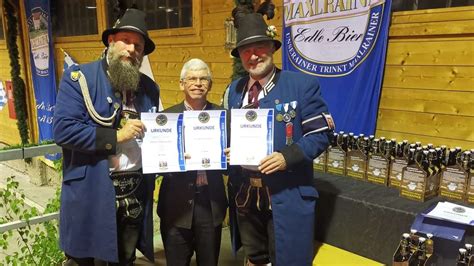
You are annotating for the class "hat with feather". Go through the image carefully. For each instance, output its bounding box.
[231,4,281,58]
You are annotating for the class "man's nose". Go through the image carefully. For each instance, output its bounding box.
[249,53,259,60]
[125,43,137,54]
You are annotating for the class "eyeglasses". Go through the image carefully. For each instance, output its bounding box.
[183,76,211,85]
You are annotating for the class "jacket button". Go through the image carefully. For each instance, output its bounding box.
[188,200,193,205]
[105,143,112,150]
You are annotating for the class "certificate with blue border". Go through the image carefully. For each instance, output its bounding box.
[183,110,227,171]
[141,112,185,173]
[230,109,274,166]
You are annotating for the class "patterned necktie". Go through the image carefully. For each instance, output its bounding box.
[248,81,262,108]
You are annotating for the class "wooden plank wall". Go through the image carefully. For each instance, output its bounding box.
[376,6,474,149]
[0,38,26,145]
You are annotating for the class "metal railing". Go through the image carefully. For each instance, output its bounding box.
[0,144,62,233]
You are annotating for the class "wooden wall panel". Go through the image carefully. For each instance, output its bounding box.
[380,87,474,116]
[385,38,474,66]
[0,47,23,145]
[382,65,474,92]
[377,6,474,149]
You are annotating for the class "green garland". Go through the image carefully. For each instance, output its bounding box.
[3,1,30,145]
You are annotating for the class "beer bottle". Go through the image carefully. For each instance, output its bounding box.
[330,132,338,147]
[410,237,427,266]
[396,142,404,159]
[409,229,418,252]
[436,147,446,168]
[348,132,355,151]
[394,233,411,262]
[457,248,468,265]
[447,148,458,166]
[408,148,417,165]
[425,233,434,259]
[465,243,472,257]
[336,132,344,149]
[352,135,359,151]
[461,151,471,170]
[421,150,432,175]
[341,133,349,152]
[362,137,370,156]
[369,135,375,143]
[371,139,380,155]
[429,149,440,175]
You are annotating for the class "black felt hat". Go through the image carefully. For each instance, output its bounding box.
[102,8,155,55]
[231,13,281,58]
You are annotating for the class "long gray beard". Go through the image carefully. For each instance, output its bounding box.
[107,51,141,93]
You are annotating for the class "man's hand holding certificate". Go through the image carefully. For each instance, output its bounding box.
[230,109,274,166]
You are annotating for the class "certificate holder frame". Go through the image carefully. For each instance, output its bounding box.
[141,112,186,174]
[183,110,228,171]
[230,108,274,166]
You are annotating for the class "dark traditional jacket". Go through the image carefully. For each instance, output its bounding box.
[157,102,228,229]
[226,69,331,266]
[53,58,160,262]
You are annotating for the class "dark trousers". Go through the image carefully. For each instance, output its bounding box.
[235,183,275,265]
[161,189,222,266]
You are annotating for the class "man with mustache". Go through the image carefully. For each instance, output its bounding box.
[53,9,159,265]
[223,11,335,266]
[157,59,228,266]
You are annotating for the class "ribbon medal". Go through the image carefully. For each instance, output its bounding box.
[283,103,291,122]
[289,101,297,118]
[286,122,293,145]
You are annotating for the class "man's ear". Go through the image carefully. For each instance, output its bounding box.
[179,80,185,91]
[107,34,115,45]
[208,80,212,91]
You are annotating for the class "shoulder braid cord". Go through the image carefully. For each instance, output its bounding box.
[77,70,119,127]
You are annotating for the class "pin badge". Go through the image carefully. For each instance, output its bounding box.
[275,104,282,112]
[113,102,120,109]
[283,113,291,123]
[289,110,296,118]
[70,71,80,81]
[107,97,113,104]
[276,114,283,122]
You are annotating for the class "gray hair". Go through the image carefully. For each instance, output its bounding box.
[180,58,212,80]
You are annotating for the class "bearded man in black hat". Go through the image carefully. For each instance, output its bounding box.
[53,8,159,265]
[224,10,335,266]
